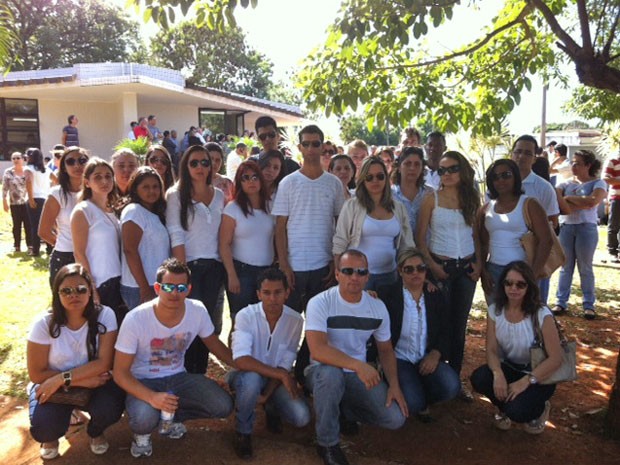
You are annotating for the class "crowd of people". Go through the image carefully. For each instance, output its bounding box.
[3,115,609,464]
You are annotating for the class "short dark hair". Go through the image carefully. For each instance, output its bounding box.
[156,258,191,283]
[256,267,289,290]
[340,249,368,266]
[547,141,557,147]
[486,159,523,199]
[255,116,277,133]
[68,114,76,124]
[236,142,247,150]
[130,121,138,128]
[512,134,539,153]
[426,131,446,144]
[555,143,567,157]
[298,124,324,143]
[163,130,170,137]
[574,149,602,177]
[148,115,156,122]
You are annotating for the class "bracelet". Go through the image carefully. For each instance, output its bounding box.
[62,370,72,387]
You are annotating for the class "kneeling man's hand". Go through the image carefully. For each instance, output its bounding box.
[355,362,381,390]
[386,385,409,418]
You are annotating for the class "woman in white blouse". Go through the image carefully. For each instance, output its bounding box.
[166,145,225,374]
[24,148,51,256]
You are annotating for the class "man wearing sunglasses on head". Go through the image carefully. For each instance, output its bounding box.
[305,250,407,465]
[254,115,300,175]
[113,258,234,458]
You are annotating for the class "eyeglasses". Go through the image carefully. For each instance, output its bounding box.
[54,153,62,159]
[323,150,335,156]
[158,283,190,293]
[437,165,461,176]
[491,171,513,181]
[59,285,89,296]
[65,156,89,167]
[189,159,210,168]
[241,173,259,182]
[258,131,277,141]
[149,157,167,165]
[339,267,369,276]
[503,279,527,289]
[402,264,427,274]
[301,140,322,148]
[364,173,386,182]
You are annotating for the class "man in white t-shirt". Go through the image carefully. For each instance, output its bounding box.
[228,268,310,459]
[226,142,247,180]
[272,124,345,313]
[305,250,408,465]
[113,258,234,458]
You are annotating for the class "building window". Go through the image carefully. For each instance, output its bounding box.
[198,108,246,137]
[0,98,40,160]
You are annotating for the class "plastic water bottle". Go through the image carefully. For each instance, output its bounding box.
[159,391,174,435]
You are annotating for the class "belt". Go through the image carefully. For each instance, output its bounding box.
[431,254,474,268]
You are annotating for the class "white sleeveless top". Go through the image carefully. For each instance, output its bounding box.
[428,191,474,258]
[25,165,50,198]
[485,195,528,265]
[49,187,79,253]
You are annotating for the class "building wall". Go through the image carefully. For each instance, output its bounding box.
[137,103,199,138]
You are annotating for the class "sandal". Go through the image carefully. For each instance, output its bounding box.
[584,309,596,320]
[551,305,566,315]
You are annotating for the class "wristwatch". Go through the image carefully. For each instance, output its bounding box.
[528,375,538,385]
[62,371,72,387]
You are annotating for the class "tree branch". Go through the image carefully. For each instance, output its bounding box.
[603,6,620,61]
[576,0,593,54]
[528,0,581,57]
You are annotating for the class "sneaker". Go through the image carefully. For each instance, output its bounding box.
[40,440,59,460]
[524,401,551,435]
[167,422,187,439]
[493,412,512,431]
[89,435,109,455]
[316,444,350,465]
[233,432,253,460]
[130,434,153,458]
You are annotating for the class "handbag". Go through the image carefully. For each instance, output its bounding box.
[520,198,566,278]
[530,310,577,384]
[47,387,92,407]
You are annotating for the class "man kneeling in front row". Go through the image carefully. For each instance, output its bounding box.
[229,268,310,459]
[114,258,234,458]
[305,249,408,465]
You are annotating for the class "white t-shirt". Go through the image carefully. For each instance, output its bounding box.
[115,298,215,379]
[223,201,275,266]
[25,165,50,198]
[305,286,391,371]
[357,215,400,274]
[226,151,244,180]
[28,306,117,372]
[49,187,78,253]
[271,171,345,271]
[521,172,560,217]
[557,179,607,225]
[71,200,121,287]
[488,304,552,365]
[120,203,171,288]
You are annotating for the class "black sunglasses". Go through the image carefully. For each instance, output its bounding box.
[402,264,427,274]
[258,131,277,141]
[503,279,527,289]
[437,165,461,176]
[241,174,259,182]
[364,173,386,182]
[189,159,210,168]
[323,150,336,156]
[301,140,322,148]
[339,267,369,276]
[492,171,513,181]
[59,285,89,296]
[65,156,89,167]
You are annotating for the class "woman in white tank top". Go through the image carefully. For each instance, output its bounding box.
[416,151,480,395]
[478,159,552,303]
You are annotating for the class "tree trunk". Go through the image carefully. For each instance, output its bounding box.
[605,347,620,439]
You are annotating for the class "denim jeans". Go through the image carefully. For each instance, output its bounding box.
[538,277,550,305]
[396,358,460,414]
[120,284,141,311]
[470,362,555,423]
[228,371,310,435]
[186,259,225,374]
[286,266,330,313]
[27,197,45,254]
[484,262,506,304]
[607,199,620,256]
[10,203,32,249]
[226,260,268,320]
[49,250,74,288]
[306,364,405,447]
[125,372,233,435]
[365,270,398,291]
[556,223,598,310]
[29,380,125,442]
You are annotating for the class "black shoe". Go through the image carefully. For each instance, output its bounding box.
[316,444,350,465]
[233,432,253,460]
[339,415,359,436]
[265,411,283,434]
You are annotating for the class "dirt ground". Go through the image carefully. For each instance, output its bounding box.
[2,311,619,465]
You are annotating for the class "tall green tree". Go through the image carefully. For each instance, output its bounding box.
[0,4,20,72]
[339,114,400,145]
[6,0,141,70]
[148,21,273,98]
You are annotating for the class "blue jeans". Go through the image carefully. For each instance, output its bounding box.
[228,371,310,435]
[538,277,550,305]
[556,223,598,310]
[226,260,268,320]
[49,250,74,288]
[27,198,45,254]
[365,270,398,291]
[120,284,141,311]
[396,358,460,414]
[306,364,405,447]
[125,372,233,435]
[286,266,330,313]
[29,380,125,442]
[484,262,506,304]
[470,362,555,423]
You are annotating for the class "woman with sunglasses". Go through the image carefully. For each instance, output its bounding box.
[24,147,52,256]
[39,147,89,286]
[257,149,285,203]
[219,160,274,321]
[27,264,125,459]
[71,158,125,324]
[376,248,460,419]
[470,261,562,434]
[206,142,234,202]
[416,151,480,399]
[333,156,413,290]
[328,154,356,200]
[166,145,226,374]
[144,145,175,191]
[2,151,33,253]
[478,159,552,302]
[554,150,607,320]
[120,167,171,310]
[391,146,432,236]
